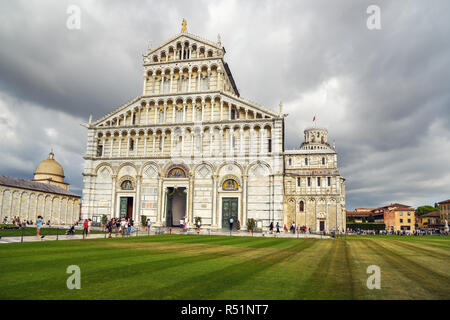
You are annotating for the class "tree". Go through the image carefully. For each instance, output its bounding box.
[416,205,438,217]
[367,214,375,223]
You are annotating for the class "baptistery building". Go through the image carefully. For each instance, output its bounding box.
[81,21,346,232]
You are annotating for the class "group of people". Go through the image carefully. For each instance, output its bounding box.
[2,216,49,227]
[346,228,449,236]
[227,217,240,231]
[104,217,135,238]
[3,216,32,227]
[281,223,312,234]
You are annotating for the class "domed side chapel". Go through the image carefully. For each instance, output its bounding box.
[80,21,346,232]
[0,152,81,225]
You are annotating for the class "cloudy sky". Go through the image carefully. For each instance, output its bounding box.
[0,0,449,210]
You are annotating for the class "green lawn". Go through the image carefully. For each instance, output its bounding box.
[0,234,449,299]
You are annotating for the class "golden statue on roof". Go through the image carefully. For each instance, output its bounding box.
[181,19,187,32]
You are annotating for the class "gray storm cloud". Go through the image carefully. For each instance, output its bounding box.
[0,0,449,208]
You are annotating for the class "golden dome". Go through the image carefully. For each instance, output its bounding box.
[34,152,65,182]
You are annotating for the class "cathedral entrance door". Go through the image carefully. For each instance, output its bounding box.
[165,187,186,227]
[319,220,325,232]
[119,197,133,219]
[222,198,238,229]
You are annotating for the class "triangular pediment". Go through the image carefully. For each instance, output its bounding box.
[143,32,222,61]
[93,91,278,128]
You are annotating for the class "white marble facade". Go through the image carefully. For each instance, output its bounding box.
[81,30,284,229]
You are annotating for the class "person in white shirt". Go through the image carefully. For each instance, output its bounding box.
[120,219,127,237]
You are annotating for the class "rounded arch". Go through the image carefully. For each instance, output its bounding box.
[140,161,161,177]
[216,161,244,176]
[163,162,190,177]
[193,161,215,178]
[117,162,139,177]
[245,160,272,176]
[220,174,241,188]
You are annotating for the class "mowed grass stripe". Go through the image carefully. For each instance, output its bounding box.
[389,239,450,259]
[79,237,308,299]
[221,239,329,299]
[375,240,450,282]
[0,245,240,299]
[297,240,357,299]
[160,239,319,300]
[363,239,450,299]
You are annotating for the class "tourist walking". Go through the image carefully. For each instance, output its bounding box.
[276,222,280,233]
[229,217,234,232]
[36,215,43,238]
[236,220,240,233]
[115,218,120,236]
[120,218,127,237]
[83,219,89,238]
[126,220,132,237]
[147,218,151,232]
[196,219,201,234]
[107,219,113,238]
[269,222,274,234]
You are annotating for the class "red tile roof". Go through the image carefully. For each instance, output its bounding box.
[438,199,450,205]
[381,203,411,209]
[395,208,415,211]
[346,211,371,217]
[420,211,441,218]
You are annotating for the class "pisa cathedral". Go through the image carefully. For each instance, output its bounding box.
[81,22,346,232]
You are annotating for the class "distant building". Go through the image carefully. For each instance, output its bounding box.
[0,152,80,225]
[284,128,346,233]
[438,199,450,226]
[372,204,415,232]
[346,210,383,223]
[347,203,415,232]
[416,211,441,229]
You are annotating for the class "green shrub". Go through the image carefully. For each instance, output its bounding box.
[247,218,256,231]
[347,223,386,231]
[141,215,147,226]
[101,214,108,226]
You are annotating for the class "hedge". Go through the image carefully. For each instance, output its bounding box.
[347,223,386,231]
